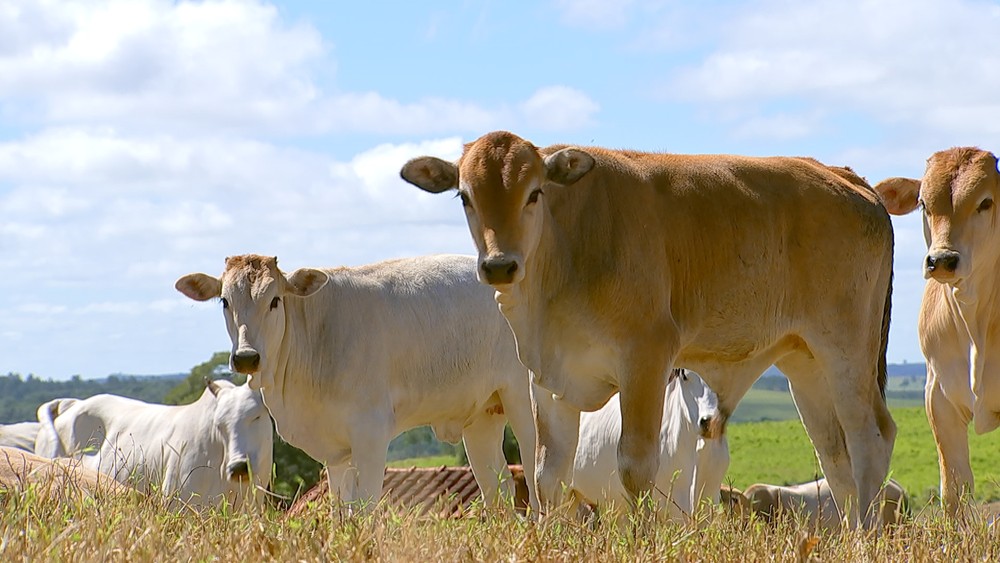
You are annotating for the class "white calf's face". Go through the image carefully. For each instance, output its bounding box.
[671,370,719,439]
[176,255,329,390]
[693,375,720,436]
[219,258,288,383]
[209,381,273,486]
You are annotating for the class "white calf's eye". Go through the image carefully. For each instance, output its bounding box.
[270,296,281,310]
[221,298,229,309]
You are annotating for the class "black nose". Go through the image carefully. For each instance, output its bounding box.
[926,251,960,273]
[481,257,519,285]
[232,350,260,373]
[699,416,713,436]
[227,460,250,481]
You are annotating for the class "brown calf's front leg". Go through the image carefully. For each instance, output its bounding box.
[531,381,581,514]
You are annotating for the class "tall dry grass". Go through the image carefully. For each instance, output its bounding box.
[2,472,999,563]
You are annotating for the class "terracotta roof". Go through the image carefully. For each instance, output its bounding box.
[287,464,529,518]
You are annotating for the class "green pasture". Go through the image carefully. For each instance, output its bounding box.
[731,385,924,423]
[387,455,460,468]
[726,406,1000,506]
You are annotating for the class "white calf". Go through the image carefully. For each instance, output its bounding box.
[34,380,272,509]
[570,369,727,519]
[0,422,41,452]
[744,478,909,529]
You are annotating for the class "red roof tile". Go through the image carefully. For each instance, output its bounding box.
[287,465,529,518]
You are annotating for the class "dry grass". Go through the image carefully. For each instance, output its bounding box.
[2,477,999,563]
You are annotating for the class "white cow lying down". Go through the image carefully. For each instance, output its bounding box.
[0,421,41,452]
[744,478,909,529]
[570,369,729,520]
[176,254,538,512]
[34,380,272,509]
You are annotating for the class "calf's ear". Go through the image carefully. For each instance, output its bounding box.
[176,273,222,301]
[400,157,459,193]
[544,148,595,186]
[207,378,223,397]
[873,177,921,215]
[285,268,329,297]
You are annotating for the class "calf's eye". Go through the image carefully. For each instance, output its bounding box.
[270,296,281,310]
[458,192,472,208]
[977,198,994,213]
[527,189,542,205]
[221,298,229,309]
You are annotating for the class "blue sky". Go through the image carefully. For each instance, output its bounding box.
[1,0,998,380]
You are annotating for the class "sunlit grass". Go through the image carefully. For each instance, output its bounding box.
[2,478,999,562]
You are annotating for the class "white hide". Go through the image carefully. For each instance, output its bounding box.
[570,370,726,519]
[744,478,908,530]
[0,421,41,452]
[33,380,272,509]
[176,254,537,512]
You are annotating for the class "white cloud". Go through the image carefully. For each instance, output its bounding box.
[663,0,1000,143]
[313,93,501,135]
[520,86,601,131]
[0,0,323,132]
[0,128,472,286]
[349,138,463,201]
[0,124,480,378]
[730,111,825,141]
[0,1,599,137]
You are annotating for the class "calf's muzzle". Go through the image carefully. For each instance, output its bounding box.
[227,460,250,482]
[925,250,960,276]
[480,256,519,285]
[232,349,260,373]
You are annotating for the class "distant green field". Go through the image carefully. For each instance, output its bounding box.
[387,455,460,468]
[726,406,1000,506]
[731,385,924,423]
[730,389,801,423]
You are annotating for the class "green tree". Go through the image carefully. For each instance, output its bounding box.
[163,352,236,405]
[0,372,182,424]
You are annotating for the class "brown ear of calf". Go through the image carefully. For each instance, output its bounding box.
[743,485,778,521]
[400,157,458,193]
[720,485,751,517]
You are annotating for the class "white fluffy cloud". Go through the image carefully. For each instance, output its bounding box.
[0,0,598,136]
[664,0,1000,143]
[555,0,1000,148]
[520,86,601,131]
[0,126,475,377]
[0,128,468,281]
[0,0,323,132]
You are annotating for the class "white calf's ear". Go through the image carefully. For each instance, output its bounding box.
[400,157,459,193]
[176,273,223,301]
[285,268,329,297]
[544,148,595,186]
[872,177,921,216]
[207,378,223,397]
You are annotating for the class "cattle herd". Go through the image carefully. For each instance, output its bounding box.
[1,132,997,531]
